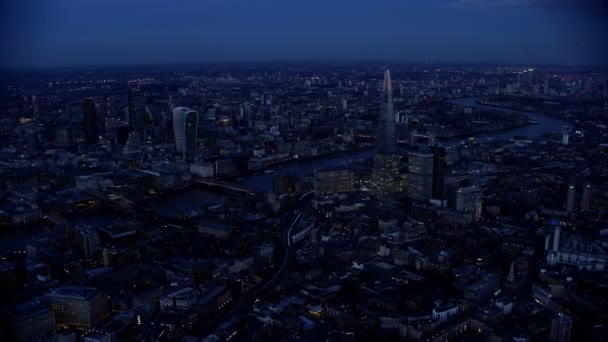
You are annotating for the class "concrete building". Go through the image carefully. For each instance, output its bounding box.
[6,300,56,342]
[45,286,107,329]
[455,186,483,222]
[550,313,572,342]
[314,167,354,196]
[546,225,608,271]
[566,185,575,213]
[159,287,199,313]
[74,227,100,260]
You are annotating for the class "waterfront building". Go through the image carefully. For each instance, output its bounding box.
[314,167,354,196]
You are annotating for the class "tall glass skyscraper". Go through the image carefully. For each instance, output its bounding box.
[172,107,198,161]
[407,152,434,202]
[376,69,396,155]
[372,70,401,198]
[83,98,99,145]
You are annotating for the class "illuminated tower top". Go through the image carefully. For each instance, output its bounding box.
[376,69,396,154]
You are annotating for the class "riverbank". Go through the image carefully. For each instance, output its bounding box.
[435,121,531,141]
[447,97,569,141]
[475,97,571,123]
[221,145,374,182]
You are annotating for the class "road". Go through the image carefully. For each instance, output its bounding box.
[192,191,314,337]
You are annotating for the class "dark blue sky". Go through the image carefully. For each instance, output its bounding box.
[1,0,606,68]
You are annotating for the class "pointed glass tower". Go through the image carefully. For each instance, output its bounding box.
[372,69,401,198]
[376,69,397,154]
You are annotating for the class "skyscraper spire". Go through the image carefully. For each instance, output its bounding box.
[383,69,392,94]
[376,69,396,154]
[372,69,401,198]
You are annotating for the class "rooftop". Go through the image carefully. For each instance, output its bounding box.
[46,285,99,301]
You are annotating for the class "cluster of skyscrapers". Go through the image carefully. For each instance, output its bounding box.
[371,70,453,208]
[83,94,199,162]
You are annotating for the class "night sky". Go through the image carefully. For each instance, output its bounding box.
[1,0,606,68]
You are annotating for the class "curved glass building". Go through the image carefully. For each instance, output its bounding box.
[172,107,198,161]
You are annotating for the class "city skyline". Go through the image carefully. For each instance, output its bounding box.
[1,1,607,340]
[1,60,606,342]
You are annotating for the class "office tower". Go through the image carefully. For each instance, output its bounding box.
[172,107,199,161]
[83,98,99,144]
[55,124,73,148]
[31,95,39,120]
[101,93,111,137]
[581,183,591,211]
[455,185,483,221]
[314,167,355,196]
[75,227,100,260]
[561,131,569,145]
[6,300,56,342]
[45,286,108,329]
[432,145,446,199]
[372,69,401,197]
[524,68,541,85]
[407,152,434,202]
[550,313,572,342]
[550,225,561,252]
[566,185,575,213]
[102,93,111,118]
[127,90,136,129]
[116,125,131,147]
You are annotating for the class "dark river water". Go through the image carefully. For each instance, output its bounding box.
[446,97,569,141]
[0,97,569,252]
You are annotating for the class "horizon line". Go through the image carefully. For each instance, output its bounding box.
[2,59,607,73]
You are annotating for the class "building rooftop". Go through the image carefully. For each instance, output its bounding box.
[6,299,52,321]
[46,285,99,301]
